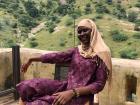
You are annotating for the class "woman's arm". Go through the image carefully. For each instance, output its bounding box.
[21,48,75,72]
[52,58,108,105]
[21,57,42,72]
[40,48,75,64]
[74,58,108,96]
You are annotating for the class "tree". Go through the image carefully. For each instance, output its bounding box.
[46,0,54,8]
[84,3,92,14]
[57,0,75,16]
[8,3,19,11]
[24,1,40,18]
[18,15,38,28]
[57,4,69,16]
[70,6,81,19]
[113,4,127,19]
[95,2,109,14]
[45,21,56,33]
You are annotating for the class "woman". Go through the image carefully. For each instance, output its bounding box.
[17,19,112,105]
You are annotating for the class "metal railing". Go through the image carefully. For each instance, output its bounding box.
[0,45,20,100]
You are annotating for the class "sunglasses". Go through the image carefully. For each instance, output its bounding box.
[77,28,92,34]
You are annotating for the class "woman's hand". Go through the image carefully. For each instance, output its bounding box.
[21,60,32,73]
[52,90,74,105]
[20,57,42,73]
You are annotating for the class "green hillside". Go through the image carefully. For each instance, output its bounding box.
[0,0,140,59]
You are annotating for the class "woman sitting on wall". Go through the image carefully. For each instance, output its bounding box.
[17,19,112,105]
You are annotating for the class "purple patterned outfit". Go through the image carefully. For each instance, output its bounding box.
[16,47,107,105]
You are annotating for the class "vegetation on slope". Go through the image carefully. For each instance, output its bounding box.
[0,0,140,59]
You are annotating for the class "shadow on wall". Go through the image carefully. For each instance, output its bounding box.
[125,75,137,102]
[4,73,13,89]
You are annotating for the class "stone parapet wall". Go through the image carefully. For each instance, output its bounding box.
[100,58,140,105]
[0,48,140,105]
[0,48,55,90]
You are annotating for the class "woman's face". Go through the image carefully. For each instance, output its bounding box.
[77,26,92,45]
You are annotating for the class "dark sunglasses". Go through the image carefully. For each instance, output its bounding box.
[77,28,91,34]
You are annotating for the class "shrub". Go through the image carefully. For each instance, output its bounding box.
[59,38,66,47]
[8,3,19,11]
[90,17,96,21]
[84,3,92,14]
[57,4,68,16]
[95,5,109,13]
[70,12,79,19]
[113,9,126,19]
[29,41,38,48]
[135,3,140,7]
[134,19,140,31]
[7,39,16,48]
[0,3,6,8]
[128,5,132,8]
[135,19,140,25]
[113,4,127,19]
[106,0,113,5]
[45,21,56,33]
[18,15,38,28]
[48,24,56,33]
[68,31,73,37]
[127,41,132,45]
[65,17,73,26]
[69,6,82,19]
[134,24,140,31]
[128,12,138,22]
[10,21,17,28]
[59,42,65,46]
[24,1,40,18]
[4,19,10,25]
[133,33,140,39]
[111,30,128,41]
[110,30,119,35]
[112,33,128,41]
[30,37,36,41]
[0,21,3,30]
[48,15,60,23]
[73,7,82,18]
[95,2,109,14]
[120,48,138,59]
[95,14,103,19]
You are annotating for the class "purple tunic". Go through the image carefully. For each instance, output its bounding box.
[16,47,107,105]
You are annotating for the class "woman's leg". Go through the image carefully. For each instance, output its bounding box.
[19,96,54,105]
[19,98,25,105]
[16,78,67,103]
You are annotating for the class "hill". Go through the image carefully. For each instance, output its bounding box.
[0,0,140,59]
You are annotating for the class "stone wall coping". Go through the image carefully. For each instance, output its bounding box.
[112,58,140,68]
[1,48,140,69]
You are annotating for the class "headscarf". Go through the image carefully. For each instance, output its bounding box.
[77,19,112,82]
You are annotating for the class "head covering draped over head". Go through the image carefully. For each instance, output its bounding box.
[77,19,112,81]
